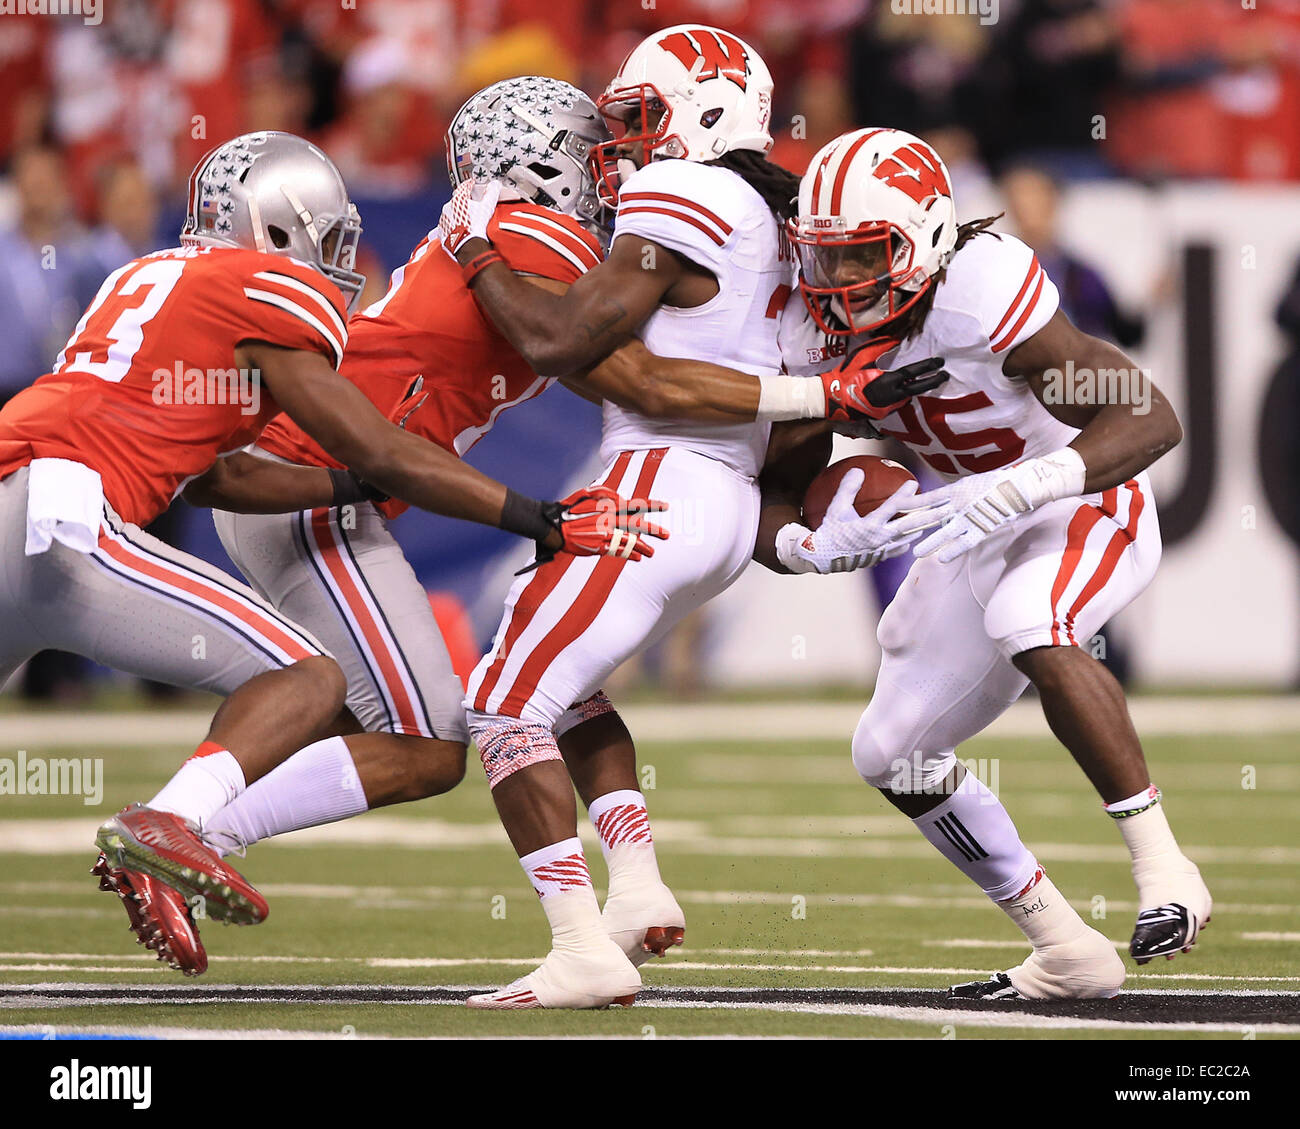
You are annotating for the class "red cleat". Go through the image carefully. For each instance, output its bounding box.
[93,853,208,976]
[95,803,268,926]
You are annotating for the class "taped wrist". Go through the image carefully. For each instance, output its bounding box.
[756,374,826,422]
[1022,446,1088,507]
[499,487,558,542]
[774,522,817,574]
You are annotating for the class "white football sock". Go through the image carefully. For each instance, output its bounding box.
[912,774,1040,901]
[588,790,662,891]
[1108,786,1197,907]
[149,746,245,826]
[521,838,608,949]
[200,735,368,855]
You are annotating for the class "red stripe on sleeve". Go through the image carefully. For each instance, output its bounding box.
[618,192,733,234]
[989,255,1042,344]
[991,270,1045,354]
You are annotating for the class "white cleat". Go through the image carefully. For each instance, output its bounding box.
[466,939,642,1010]
[950,926,1125,1001]
[1130,858,1213,965]
[603,881,686,968]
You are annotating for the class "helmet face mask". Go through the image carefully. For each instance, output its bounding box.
[182,131,365,310]
[592,85,676,206]
[790,218,930,337]
[446,76,614,239]
[794,127,959,339]
[591,24,775,203]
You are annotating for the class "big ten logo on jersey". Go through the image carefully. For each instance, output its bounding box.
[806,336,848,367]
[659,28,750,90]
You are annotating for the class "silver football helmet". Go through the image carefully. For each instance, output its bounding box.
[181,131,365,309]
[446,76,612,236]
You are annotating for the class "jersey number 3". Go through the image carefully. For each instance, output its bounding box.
[52,259,186,384]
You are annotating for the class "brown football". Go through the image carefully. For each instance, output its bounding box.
[802,455,916,530]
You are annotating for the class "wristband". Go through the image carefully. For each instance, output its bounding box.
[1021,446,1088,507]
[755,374,826,422]
[329,467,368,507]
[462,249,504,287]
[499,487,558,542]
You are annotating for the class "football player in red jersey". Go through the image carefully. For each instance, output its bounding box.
[432,30,947,1011]
[0,130,664,974]
[171,76,938,985]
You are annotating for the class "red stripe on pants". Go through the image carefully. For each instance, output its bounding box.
[471,451,634,713]
[306,508,421,734]
[495,449,667,718]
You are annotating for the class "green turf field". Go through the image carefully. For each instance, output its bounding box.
[1,705,1297,1038]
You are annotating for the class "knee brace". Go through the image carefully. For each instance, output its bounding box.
[468,711,562,790]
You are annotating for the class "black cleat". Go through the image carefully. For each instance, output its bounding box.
[947,972,1021,1000]
[1130,902,1205,965]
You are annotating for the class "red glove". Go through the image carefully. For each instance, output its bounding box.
[821,340,948,422]
[519,486,668,573]
[552,485,667,560]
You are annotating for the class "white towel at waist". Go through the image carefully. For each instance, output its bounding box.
[25,457,104,556]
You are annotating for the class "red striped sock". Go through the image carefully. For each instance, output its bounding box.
[589,790,653,862]
[520,837,592,900]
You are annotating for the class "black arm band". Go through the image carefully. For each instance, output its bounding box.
[329,468,369,507]
[499,487,559,542]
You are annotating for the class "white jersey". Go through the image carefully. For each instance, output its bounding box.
[600,159,796,479]
[782,231,1076,479]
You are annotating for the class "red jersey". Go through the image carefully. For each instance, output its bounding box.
[256,202,604,519]
[0,246,348,528]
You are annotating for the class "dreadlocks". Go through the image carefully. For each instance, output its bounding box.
[882,213,1005,342]
[705,148,801,225]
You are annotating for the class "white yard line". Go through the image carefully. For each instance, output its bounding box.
[4,950,1300,983]
[3,880,1297,919]
[2,695,1299,748]
[4,815,1298,867]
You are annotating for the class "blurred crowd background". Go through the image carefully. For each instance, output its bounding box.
[1,0,1299,701]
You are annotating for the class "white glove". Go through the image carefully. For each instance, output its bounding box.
[439,178,502,257]
[905,447,1088,563]
[774,469,951,575]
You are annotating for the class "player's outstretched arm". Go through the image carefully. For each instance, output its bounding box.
[1006,308,1183,491]
[183,452,349,513]
[242,342,666,559]
[567,340,948,425]
[900,309,1183,563]
[454,232,680,377]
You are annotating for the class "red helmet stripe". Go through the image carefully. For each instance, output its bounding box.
[810,145,836,211]
[829,128,885,215]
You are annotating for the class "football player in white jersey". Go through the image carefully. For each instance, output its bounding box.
[759,128,1208,1000]
[433,26,949,1010]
